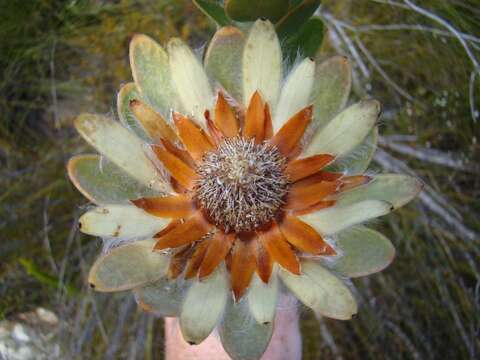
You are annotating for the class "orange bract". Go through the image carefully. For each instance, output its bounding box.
[168,245,195,279]
[270,106,313,156]
[214,92,239,138]
[285,180,339,210]
[131,194,194,218]
[150,145,198,190]
[258,223,301,275]
[243,91,265,143]
[285,154,335,181]
[129,99,179,143]
[279,215,335,255]
[153,212,212,250]
[173,112,215,162]
[130,91,367,300]
[254,240,273,283]
[198,232,234,279]
[231,240,256,300]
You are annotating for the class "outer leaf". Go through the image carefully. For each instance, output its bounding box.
[168,38,214,125]
[335,174,423,210]
[130,34,180,117]
[79,205,169,239]
[279,260,357,320]
[67,154,159,204]
[284,17,325,61]
[326,127,378,174]
[273,58,315,131]
[299,200,392,235]
[310,56,352,132]
[276,0,321,39]
[88,239,168,292]
[243,19,282,108]
[219,299,273,360]
[179,267,228,344]
[303,100,380,158]
[117,82,149,141]
[225,0,289,22]
[133,277,188,316]
[247,274,279,325]
[289,0,304,6]
[193,0,231,26]
[205,26,245,102]
[327,226,395,277]
[74,113,170,193]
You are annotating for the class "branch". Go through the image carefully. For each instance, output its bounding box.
[374,149,478,242]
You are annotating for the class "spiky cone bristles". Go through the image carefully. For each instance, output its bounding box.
[130,91,370,301]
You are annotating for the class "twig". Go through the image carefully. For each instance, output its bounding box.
[385,321,421,360]
[402,0,480,72]
[74,234,109,343]
[49,34,60,129]
[355,37,417,103]
[374,149,478,242]
[401,0,480,123]
[105,296,136,360]
[369,0,411,11]
[355,23,480,47]
[129,314,148,360]
[378,137,480,172]
[43,196,58,274]
[382,134,417,142]
[434,272,476,358]
[470,70,479,124]
[316,316,344,360]
[322,13,371,78]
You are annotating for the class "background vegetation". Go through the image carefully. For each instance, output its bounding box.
[0,0,478,359]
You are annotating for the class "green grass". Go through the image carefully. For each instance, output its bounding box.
[1,0,479,358]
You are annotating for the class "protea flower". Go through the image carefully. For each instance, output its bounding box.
[68,20,421,359]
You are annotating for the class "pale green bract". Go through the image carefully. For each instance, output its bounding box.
[69,19,421,360]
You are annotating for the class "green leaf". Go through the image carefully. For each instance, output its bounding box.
[167,37,214,124]
[219,299,273,360]
[193,0,231,26]
[117,82,150,142]
[79,205,170,239]
[289,0,304,7]
[284,17,324,61]
[67,154,160,204]
[279,260,357,320]
[88,239,169,292]
[74,113,170,193]
[326,126,378,174]
[130,34,181,117]
[276,0,321,39]
[205,26,245,101]
[247,274,279,325]
[335,174,423,210]
[134,278,188,316]
[299,200,392,235]
[225,0,289,22]
[243,19,282,107]
[326,226,395,277]
[179,267,228,344]
[310,55,352,131]
[273,57,315,131]
[303,100,381,158]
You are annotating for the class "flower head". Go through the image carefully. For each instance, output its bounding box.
[68,20,421,359]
